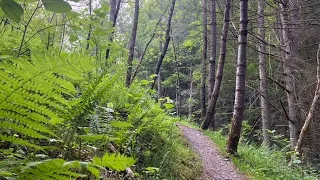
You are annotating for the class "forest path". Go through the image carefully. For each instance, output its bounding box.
[178,124,247,180]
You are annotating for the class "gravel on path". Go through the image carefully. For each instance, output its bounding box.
[178,124,247,180]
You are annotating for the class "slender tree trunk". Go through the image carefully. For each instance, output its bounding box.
[86,0,92,50]
[130,7,168,84]
[60,14,66,53]
[258,0,270,145]
[295,45,320,154]
[200,0,208,118]
[189,68,194,120]
[105,0,121,61]
[226,0,248,155]
[126,0,139,87]
[279,0,299,149]
[151,0,176,89]
[201,0,231,130]
[208,0,217,100]
[157,70,162,101]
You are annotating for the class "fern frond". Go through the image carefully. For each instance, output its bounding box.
[0,121,48,139]
[92,153,136,171]
[19,159,85,180]
[0,53,96,150]
[0,135,42,150]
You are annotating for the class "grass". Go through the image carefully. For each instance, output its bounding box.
[141,121,203,180]
[180,120,319,180]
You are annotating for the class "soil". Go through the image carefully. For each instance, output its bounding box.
[178,124,247,180]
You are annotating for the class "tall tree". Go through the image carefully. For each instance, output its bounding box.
[279,0,299,149]
[105,0,121,60]
[201,0,231,130]
[200,0,208,118]
[151,0,176,89]
[208,0,217,100]
[258,0,270,145]
[86,0,92,50]
[295,45,320,154]
[126,0,139,87]
[226,0,248,155]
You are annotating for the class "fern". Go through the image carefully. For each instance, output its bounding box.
[92,153,136,172]
[18,159,85,180]
[0,53,96,149]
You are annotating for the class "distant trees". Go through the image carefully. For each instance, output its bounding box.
[151,0,176,90]
[201,0,231,130]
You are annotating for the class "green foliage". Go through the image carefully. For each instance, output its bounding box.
[91,153,136,171]
[202,128,319,180]
[42,0,72,13]
[0,0,72,23]
[0,53,95,149]
[19,159,85,180]
[0,0,23,23]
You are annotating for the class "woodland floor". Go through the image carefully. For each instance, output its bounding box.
[178,124,247,180]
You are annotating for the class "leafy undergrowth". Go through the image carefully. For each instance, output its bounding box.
[0,53,201,179]
[207,131,319,180]
[181,121,319,180]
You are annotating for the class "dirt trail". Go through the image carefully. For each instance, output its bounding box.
[178,124,247,180]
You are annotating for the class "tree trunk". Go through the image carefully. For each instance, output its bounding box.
[226,0,248,155]
[86,0,92,50]
[126,0,139,87]
[200,0,208,118]
[258,0,270,145]
[295,45,320,154]
[279,0,299,149]
[151,0,176,89]
[157,70,162,101]
[208,0,217,100]
[105,0,121,61]
[201,0,231,130]
[189,68,194,120]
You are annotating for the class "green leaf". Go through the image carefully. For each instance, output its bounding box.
[77,134,105,141]
[110,121,134,128]
[164,103,174,109]
[93,153,136,171]
[87,165,100,179]
[0,171,13,176]
[0,0,24,23]
[42,0,72,13]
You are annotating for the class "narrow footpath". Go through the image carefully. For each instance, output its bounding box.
[178,124,247,180]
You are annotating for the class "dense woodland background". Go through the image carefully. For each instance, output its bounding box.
[0,0,320,179]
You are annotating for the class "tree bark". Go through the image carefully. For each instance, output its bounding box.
[226,0,248,155]
[157,70,162,101]
[208,0,217,100]
[151,0,176,89]
[295,45,320,154]
[105,0,121,61]
[201,0,231,130]
[200,0,208,118]
[86,0,92,50]
[258,0,270,145]
[189,68,194,120]
[279,0,299,149]
[126,0,139,87]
